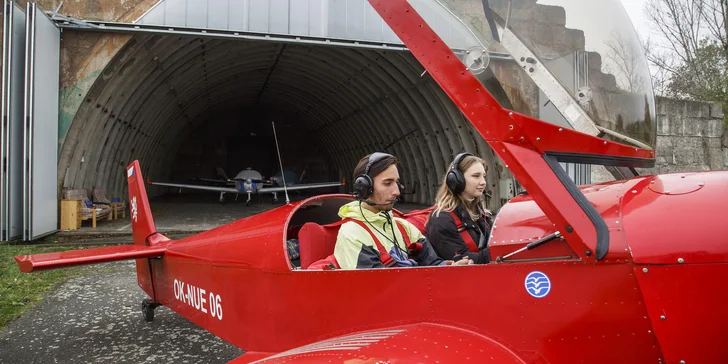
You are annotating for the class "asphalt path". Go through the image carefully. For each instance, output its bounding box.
[0,261,244,363]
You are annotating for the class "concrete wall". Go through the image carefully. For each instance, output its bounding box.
[592,97,726,182]
[640,97,725,175]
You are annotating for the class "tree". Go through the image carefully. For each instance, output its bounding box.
[644,0,728,124]
[604,31,648,93]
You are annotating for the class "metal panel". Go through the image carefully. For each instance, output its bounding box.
[289,0,310,36]
[327,0,346,37]
[133,0,484,49]
[228,0,248,30]
[308,0,326,37]
[345,0,366,40]
[22,3,59,240]
[207,0,229,29]
[186,0,207,28]
[1,0,25,241]
[249,0,270,33]
[269,0,290,34]
[164,0,186,27]
[136,0,405,45]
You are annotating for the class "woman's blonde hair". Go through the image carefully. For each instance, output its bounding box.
[432,155,489,220]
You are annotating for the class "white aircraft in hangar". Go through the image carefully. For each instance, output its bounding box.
[149,122,345,205]
[149,167,344,206]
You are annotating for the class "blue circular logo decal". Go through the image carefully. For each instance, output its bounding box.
[525,271,551,298]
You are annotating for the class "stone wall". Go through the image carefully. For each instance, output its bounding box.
[639,96,725,175]
[592,96,726,182]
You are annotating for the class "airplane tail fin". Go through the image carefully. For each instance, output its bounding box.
[126,160,159,246]
[126,160,171,300]
[216,167,229,181]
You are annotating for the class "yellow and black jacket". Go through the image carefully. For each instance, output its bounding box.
[333,201,446,269]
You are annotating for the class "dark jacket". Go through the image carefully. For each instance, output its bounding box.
[425,205,492,264]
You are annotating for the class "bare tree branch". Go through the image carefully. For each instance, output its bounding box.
[643,0,727,104]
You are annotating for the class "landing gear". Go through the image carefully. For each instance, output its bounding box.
[141,298,160,322]
[272,192,278,204]
[219,192,226,205]
[245,191,252,206]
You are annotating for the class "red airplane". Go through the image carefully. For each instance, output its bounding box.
[14,1,728,363]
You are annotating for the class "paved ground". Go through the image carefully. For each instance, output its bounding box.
[0,261,245,364]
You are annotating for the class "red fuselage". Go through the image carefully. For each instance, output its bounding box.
[139,170,728,363]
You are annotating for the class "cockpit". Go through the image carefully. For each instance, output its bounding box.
[284,195,443,270]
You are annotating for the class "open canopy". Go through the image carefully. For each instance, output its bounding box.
[407,0,656,153]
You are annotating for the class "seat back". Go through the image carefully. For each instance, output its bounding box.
[92,187,110,204]
[65,188,90,201]
[400,206,435,234]
[298,220,346,269]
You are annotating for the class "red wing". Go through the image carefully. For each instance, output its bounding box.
[14,244,167,273]
[232,323,533,363]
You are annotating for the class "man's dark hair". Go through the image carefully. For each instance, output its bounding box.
[353,153,399,179]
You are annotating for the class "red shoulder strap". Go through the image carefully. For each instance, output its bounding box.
[395,221,411,246]
[447,211,479,253]
[344,219,395,267]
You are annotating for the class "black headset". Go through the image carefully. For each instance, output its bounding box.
[445,152,473,195]
[353,152,399,201]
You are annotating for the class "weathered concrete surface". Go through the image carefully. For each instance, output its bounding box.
[0,261,244,364]
[640,97,726,175]
[593,97,727,183]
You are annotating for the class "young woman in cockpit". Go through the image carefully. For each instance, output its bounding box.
[426,153,493,264]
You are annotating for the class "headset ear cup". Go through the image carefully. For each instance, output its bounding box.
[353,175,373,200]
[445,171,457,192]
[446,170,465,194]
[454,170,465,194]
[445,152,472,195]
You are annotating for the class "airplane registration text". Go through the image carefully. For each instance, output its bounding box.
[173,279,223,320]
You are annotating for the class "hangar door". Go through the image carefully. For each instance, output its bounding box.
[1,1,59,241]
[1,0,25,240]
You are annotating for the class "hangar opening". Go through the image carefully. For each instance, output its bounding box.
[59,35,499,208]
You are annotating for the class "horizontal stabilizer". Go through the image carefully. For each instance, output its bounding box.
[15,244,167,273]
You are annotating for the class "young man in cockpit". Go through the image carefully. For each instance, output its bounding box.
[333,152,474,269]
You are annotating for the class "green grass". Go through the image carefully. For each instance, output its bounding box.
[0,245,88,330]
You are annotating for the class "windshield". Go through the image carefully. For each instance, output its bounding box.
[406,0,656,150]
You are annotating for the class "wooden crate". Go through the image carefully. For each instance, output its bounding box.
[60,199,82,230]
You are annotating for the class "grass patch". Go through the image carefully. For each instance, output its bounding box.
[0,245,89,330]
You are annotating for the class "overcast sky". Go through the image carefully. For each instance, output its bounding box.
[620,0,651,41]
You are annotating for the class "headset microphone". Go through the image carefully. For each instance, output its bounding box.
[364,197,400,206]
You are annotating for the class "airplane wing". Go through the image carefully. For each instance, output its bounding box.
[197,177,234,185]
[149,181,239,194]
[258,180,344,193]
[227,323,532,363]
